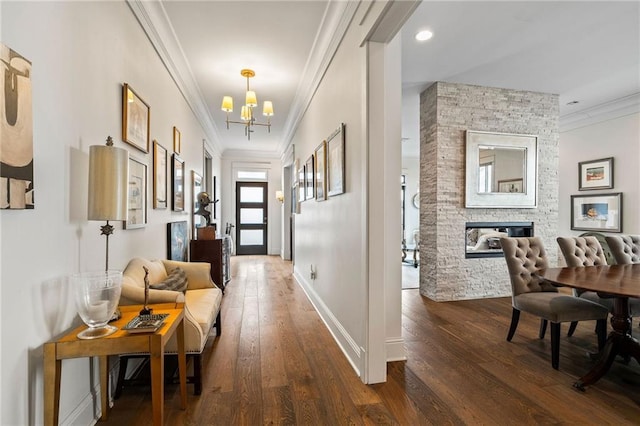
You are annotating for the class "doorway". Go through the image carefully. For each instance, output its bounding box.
[235,181,268,255]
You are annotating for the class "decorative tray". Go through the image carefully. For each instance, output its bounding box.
[123,313,169,333]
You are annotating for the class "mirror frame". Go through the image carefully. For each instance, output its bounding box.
[465,130,538,208]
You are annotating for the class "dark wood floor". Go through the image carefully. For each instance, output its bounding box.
[102,255,640,425]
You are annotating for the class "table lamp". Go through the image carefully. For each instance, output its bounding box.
[88,136,128,271]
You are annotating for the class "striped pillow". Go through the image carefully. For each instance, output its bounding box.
[150,267,188,293]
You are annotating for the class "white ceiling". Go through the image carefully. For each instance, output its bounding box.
[156,1,640,159]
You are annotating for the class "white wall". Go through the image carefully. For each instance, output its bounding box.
[1,2,219,424]
[559,112,640,236]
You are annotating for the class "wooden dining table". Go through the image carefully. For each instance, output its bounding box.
[538,264,640,390]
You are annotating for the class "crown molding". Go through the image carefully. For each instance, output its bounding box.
[278,1,360,156]
[126,0,222,158]
[560,93,640,132]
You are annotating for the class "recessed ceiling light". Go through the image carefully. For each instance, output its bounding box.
[567,100,579,105]
[415,30,433,42]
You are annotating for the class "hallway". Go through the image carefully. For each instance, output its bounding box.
[103,255,640,425]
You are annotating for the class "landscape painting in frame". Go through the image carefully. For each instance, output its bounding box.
[571,192,622,233]
[1,43,34,209]
[167,221,189,261]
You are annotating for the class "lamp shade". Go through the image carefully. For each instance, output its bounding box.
[221,96,233,112]
[245,90,257,108]
[240,105,251,121]
[88,145,128,221]
[263,101,274,117]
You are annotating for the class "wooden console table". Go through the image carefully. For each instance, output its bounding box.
[43,303,187,425]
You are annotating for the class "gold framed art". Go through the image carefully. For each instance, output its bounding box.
[153,140,167,209]
[122,83,150,153]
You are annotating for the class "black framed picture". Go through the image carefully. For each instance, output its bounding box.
[571,192,622,233]
[172,153,184,211]
[167,221,188,261]
[579,157,614,191]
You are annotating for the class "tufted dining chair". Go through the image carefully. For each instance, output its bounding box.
[605,235,640,265]
[500,237,608,369]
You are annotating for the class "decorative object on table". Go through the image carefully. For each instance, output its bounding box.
[578,157,613,191]
[122,83,150,153]
[122,313,168,333]
[314,140,327,201]
[1,43,34,210]
[152,140,167,209]
[327,123,346,197]
[465,130,538,208]
[305,154,314,200]
[192,170,204,236]
[167,221,189,261]
[571,192,623,233]
[172,153,185,211]
[173,126,181,154]
[71,270,123,339]
[220,68,274,140]
[139,266,152,315]
[194,191,212,227]
[88,136,128,271]
[124,156,147,229]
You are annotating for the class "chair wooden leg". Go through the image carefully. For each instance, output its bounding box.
[539,319,548,339]
[596,318,607,351]
[193,354,202,395]
[567,321,578,337]
[551,322,561,369]
[506,309,520,341]
[114,356,129,400]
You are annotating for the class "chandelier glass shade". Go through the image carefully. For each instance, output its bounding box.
[221,69,273,140]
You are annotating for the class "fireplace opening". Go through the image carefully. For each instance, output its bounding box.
[465,221,534,258]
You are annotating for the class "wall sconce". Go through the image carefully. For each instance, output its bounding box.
[275,190,284,204]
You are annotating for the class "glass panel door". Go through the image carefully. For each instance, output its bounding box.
[235,181,268,255]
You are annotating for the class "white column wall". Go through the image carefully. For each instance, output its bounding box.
[1,2,219,424]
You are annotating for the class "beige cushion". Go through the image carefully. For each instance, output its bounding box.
[162,259,217,290]
[514,293,608,323]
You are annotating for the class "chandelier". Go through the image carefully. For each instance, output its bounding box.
[221,69,273,140]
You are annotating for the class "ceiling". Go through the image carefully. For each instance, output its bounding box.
[155,1,640,159]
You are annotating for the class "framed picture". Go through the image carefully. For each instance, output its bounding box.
[167,221,189,261]
[1,43,34,210]
[172,153,185,211]
[122,83,150,153]
[327,123,345,197]
[305,154,314,201]
[173,126,181,154]
[125,157,147,229]
[152,141,167,209]
[314,141,327,201]
[579,157,613,191]
[571,192,622,233]
[292,159,300,214]
[298,163,306,203]
[191,170,205,237]
[497,178,523,193]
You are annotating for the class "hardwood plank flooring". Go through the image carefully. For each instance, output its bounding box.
[102,255,640,425]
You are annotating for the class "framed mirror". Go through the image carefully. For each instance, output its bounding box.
[465,130,538,208]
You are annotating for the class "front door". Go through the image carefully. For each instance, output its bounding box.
[235,182,268,255]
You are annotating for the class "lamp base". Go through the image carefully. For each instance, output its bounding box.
[77,324,118,340]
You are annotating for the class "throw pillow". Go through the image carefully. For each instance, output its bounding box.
[150,267,188,293]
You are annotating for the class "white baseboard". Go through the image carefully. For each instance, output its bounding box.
[386,338,407,362]
[292,268,363,377]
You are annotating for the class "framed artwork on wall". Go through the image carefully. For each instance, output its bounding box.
[191,170,204,238]
[125,156,147,229]
[173,126,181,154]
[579,157,613,191]
[153,141,167,209]
[327,123,345,197]
[1,43,34,210]
[571,192,622,233]
[167,221,188,261]
[305,154,314,201]
[298,162,306,203]
[314,141,327,201]
[122,83,150,153]
[172,153,185,211]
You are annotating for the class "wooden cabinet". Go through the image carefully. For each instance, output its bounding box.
[190,239,225,291]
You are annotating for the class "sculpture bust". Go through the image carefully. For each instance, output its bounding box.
[195,191,212,226]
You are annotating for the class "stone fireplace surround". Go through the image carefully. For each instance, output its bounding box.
[419,82,559,301]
